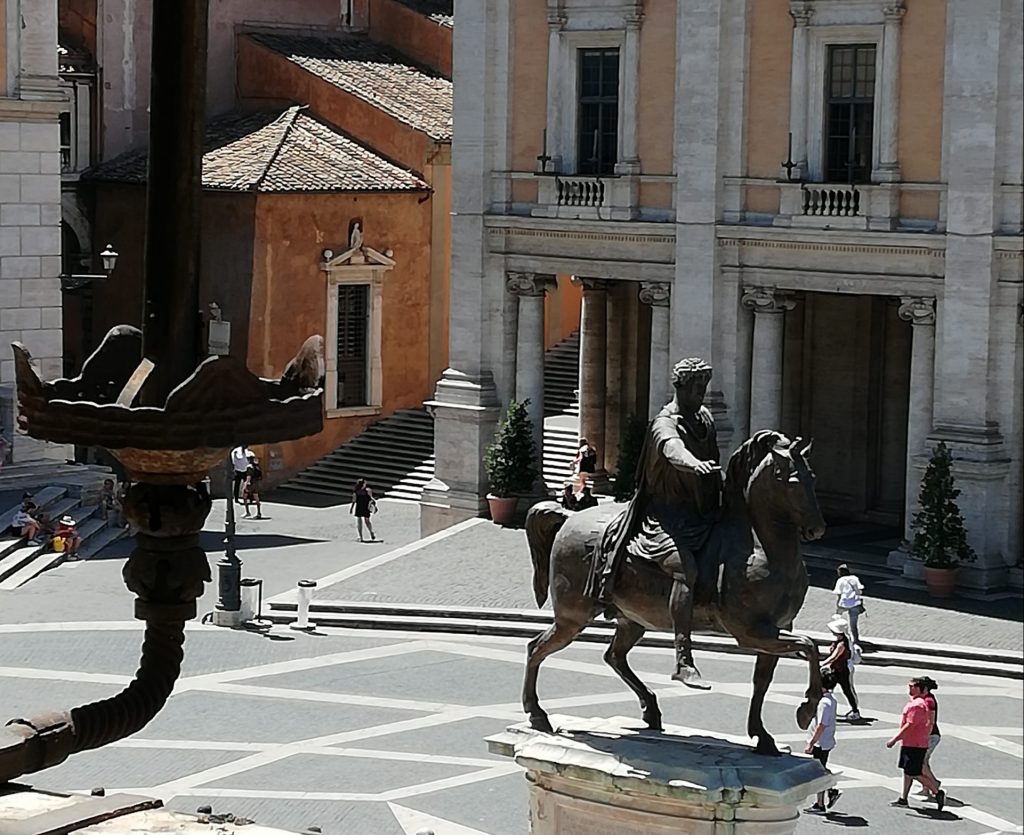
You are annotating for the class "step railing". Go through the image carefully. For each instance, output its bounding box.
[802,184,860,217]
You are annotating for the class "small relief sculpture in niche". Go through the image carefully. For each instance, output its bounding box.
[349,219,364,251]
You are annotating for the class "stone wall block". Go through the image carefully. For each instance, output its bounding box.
[0,124,21,151]
[19,225,60,256]
[17,276,59,306]
[0,227,21,255]
[0,175,20,203]
[19,122,58,150]
[1,359,14,383]
[21,328,62,358]
[40,306,61,329]
[19,173,60,204]
[2,307,41,330]
[40,254,61,277]
[1,204,41,225]
[39,152,61,174]
[0,151,41,174]
[0,256,40,278]
[39,204,61,226]
[0,281,20,308]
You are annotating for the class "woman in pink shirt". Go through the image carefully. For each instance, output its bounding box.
[886,677,945,811]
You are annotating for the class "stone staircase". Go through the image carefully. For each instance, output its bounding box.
[278,330,583,501]
[0,462,128,590]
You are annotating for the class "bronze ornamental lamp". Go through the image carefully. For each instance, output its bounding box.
[0,0,323,781]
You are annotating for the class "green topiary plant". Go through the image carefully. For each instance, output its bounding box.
[611,413,648,502]
[484,399,540,497]
[911,441,977,569]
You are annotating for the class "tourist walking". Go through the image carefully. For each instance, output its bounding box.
[803,669,842,815]
[572,438,598,491]
[832,563,865,643]
[241,451,263,519]
[917,676,943,800]
[350,478,377,542]
[823,617,860,721]
[230,444,251,502]
[887,677,945,810]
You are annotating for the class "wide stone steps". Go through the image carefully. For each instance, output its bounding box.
[280,330,582,502]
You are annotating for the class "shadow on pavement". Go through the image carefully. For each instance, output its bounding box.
[822,812,869,827]
[87,530,328,561]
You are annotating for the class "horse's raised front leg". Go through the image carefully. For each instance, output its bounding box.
[732,625,822,754]
[603,619,662,730]
[522,616,589,734]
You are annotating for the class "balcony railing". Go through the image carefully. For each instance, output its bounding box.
[555,176,605,208]
[802,185,861,217]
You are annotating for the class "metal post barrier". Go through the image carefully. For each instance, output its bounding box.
[290,579,317,631]
[239,578,260,622]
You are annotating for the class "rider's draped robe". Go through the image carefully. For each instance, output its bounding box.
[588,403,723,602]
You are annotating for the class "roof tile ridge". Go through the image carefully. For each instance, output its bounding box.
[252,105,305,191]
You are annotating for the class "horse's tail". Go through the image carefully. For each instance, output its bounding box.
[525,501,570,608]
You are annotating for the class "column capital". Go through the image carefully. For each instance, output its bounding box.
[741,285,797,314]
[883,3,906,23]
[789,2,814,26]
[570,276,612,293]
[506,272,555,297]
[638,281,671,307]
[898,296,936,326]
[624,5,644,29]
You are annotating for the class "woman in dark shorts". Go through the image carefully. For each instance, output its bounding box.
[350,478,377,542]
[886,677,945,810]
[574,438,597,490]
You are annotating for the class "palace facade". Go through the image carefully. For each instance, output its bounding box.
[423,0,1023,590]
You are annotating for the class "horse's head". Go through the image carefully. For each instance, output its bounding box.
[739,433,825,542]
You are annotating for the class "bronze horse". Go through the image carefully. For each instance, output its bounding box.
[523,432,826,755]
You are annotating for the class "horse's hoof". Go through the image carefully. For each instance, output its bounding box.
[644,713,663,731]
[529,715,554,734]
[796,701,815,730]
[754,740,783,757]
[671,667,711,690]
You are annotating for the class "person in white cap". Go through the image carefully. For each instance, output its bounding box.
[822,616,860,720]
[54,515,81,560]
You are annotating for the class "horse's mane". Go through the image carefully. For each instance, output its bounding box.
[723,430,788,513]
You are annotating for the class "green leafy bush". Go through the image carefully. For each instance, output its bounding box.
[484,399,539,497]
[911,441,976,569]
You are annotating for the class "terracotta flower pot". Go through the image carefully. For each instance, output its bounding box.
[487,495,517,525]
[924,566,958,598]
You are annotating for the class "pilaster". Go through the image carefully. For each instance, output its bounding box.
[787,2,813,179]
[508,272,556,472]
[640,281,671,418]
[874,3,905,182]
[573,277,610,478]
[615,10,643,175]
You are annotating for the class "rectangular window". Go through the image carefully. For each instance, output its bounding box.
[577,48,619,176]
[336,284,369,407]
[59,111,73,171]
[825,44,875,183]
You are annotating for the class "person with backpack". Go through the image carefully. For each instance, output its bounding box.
[823,617,861,721]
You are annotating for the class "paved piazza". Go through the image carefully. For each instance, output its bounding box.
[0,499,1021,834]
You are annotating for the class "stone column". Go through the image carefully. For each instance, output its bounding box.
[788,3,813,177]
[604,286,625,474]
[742,286,796,433]
[874,3,905,182]
[897,296,936,545]
[640,282,671,418]
[616,11,643,174]
[508,272,554,471]
[574,277,610,475]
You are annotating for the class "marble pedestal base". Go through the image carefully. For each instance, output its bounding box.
[487,716,834,835]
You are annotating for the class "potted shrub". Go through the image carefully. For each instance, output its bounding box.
[484,399,540,524]
[910,441,976,598]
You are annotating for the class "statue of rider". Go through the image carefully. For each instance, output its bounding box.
[591,357,722,689]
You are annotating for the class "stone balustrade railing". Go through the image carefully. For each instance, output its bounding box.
[802,184,860,217]
[555,175,605,208]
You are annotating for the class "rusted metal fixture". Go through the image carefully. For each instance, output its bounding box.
[0,0,323,784]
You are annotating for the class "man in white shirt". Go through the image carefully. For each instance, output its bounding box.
[832,563,864,644]
[230,445,251,503]
[804,669,842,815]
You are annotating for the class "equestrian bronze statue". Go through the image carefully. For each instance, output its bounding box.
[522,358,827,756]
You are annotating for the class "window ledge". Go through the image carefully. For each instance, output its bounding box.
[326,406,381,419]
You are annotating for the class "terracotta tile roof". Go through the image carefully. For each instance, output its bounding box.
[248,32,453,140]
[395,0,453,28]
[83,107,429,193]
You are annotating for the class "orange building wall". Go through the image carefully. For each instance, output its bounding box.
[510,0,549,172]
[637,3,676,174]
[237,36,432,173]
[249,190,435,480]
[746,0,792,179]
[897,1,945,185]
[544,275,582,350]
[369,0,452,77]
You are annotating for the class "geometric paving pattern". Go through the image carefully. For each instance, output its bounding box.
[1,621,1021,834]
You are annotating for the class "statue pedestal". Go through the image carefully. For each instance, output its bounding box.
[487,716,834,835]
